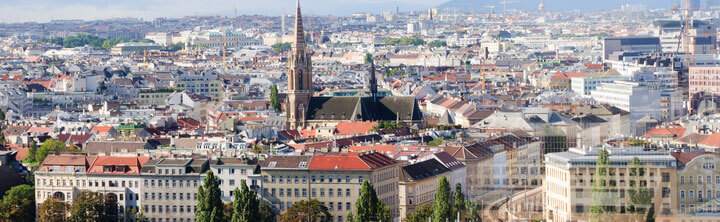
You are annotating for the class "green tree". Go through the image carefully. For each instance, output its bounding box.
[428,138,445,147]
[404,203,432,222]
[353,180,389,222]
[0,184,35,222]
[36,139,67,164]
[196,171,225,222]
[432,177,452,222]
[231,181,259,222]
[258,200,276,222]
[68,191,110,222]
[627,157,652,220]
[0,109,5,121]
[428,40,447,48]
[38,198,67,222]
[590,149,611,222]
[24,140,38,164]
[464,201,482,222]
[269,85,281,112]
[454,183,465,221]
[271,43,292,53]
[279,199,330,222]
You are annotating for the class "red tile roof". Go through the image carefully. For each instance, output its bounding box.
[671,151,708,164]
[335,121,377,136]
[91,125,114,134]
[88,156,150,175]
[643,127,685,138]
[308,152,396,171]
[700,133,720,148]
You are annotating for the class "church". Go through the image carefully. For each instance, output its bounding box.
[286,1,423,129]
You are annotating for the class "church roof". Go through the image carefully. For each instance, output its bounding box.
[306,96,422,122]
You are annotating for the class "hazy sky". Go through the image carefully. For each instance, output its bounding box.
[0,0,675,23]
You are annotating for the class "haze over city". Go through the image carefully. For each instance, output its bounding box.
[0,0,680,23]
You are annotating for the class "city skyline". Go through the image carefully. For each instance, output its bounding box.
[0,0,682,23]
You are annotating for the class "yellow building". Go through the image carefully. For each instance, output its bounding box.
[544,147,678,222]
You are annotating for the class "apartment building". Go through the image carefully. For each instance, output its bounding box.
[35,154,150,222]
[445,134,543,202]
[544,148,678,222]
[659,151,720,222]
[689,66,720,99]
[138,158,208,222]
[35,154,263,222]
[259,152,401,222]
[209,157,263,202]
[398,152,466,221]
[176,71,224,101]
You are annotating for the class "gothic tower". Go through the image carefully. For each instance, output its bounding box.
[366,55,378,102]
[286,0,313,129]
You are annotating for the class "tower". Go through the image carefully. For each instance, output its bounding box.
[287,0,313,129]
[366,55,378,101]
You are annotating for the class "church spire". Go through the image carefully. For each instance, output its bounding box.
[294,0,305,52]
[365,53,378,101]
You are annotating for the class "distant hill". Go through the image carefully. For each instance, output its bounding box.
[437,0,676,12]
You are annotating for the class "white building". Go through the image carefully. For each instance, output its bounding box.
[590,81,664,134]
[571,75,628,96]
[187,29,262,49]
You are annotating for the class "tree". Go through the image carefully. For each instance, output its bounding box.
[404,203,432,222]
[279,199,330,222]
[432,177,452,222]
[464,201,482,222]
[428,138,445,147]
[353,180,389,222]
[269,85,280,112]
[258,200,276,222]
[38,198,67,222]
[0,109,5,122]
[271,43,292,53]
[231,181,259,222]
[590,149,611,222]
[0,184,35,222]
[68,191,109,222]
[36,139,67,164]
[196,171,225,222]
[24,140,38,164]
[428,40,447,48]
[454,183,465,221]
[627,157,652,220]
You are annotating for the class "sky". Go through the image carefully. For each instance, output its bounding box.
[0,0,680,23]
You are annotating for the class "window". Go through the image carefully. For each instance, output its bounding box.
[345,176,350,183]
[681,176,685,185]
[229,180,235,186]
[230,169,235,174]
[661,173,670,182]
[358,176,364,183]
[346,189,351,196]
